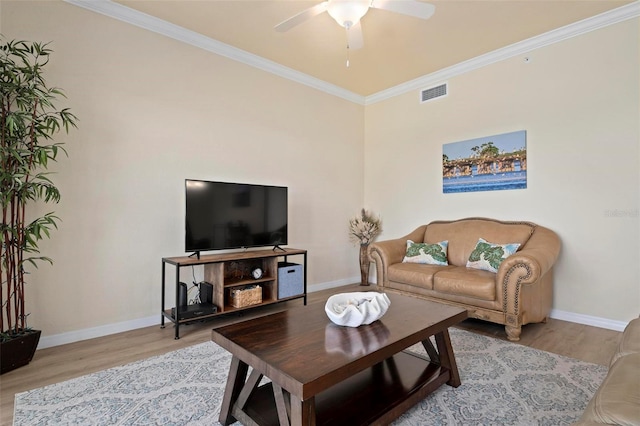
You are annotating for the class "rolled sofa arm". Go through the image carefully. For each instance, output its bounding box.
[497,225,561,285]
[496,225,561,339]
[368,225,427,287]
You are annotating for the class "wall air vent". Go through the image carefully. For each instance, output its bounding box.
[420,83,448,103]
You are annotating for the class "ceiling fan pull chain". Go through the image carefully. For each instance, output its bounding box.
[346,42,350,68]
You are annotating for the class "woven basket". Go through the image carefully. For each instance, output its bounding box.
[230,285,262,308]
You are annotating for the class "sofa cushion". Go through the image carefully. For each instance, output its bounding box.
[578,352,640,425]
[610,317,640,366]
[424,219,535,266]
[402,240,448,265]
[388,263,449,290]
[433,266,496,301]
[466,238,520,273]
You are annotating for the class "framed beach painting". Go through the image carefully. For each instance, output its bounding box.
[442,130,527,193]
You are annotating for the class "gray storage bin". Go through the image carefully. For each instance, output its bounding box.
[278,262,303,299]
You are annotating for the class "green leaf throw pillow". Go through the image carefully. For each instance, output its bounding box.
[402,240,449,265]
[466,238,520,273]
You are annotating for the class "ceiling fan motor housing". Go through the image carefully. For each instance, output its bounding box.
[327,0,371,28]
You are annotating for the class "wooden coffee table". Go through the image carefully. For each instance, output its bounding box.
[212,291,467,426]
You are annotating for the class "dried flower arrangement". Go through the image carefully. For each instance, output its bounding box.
[348,208,382,246]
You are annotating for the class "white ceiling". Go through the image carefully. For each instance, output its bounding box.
[107,0,634,97]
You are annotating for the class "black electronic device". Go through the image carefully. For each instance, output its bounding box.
[178,281,188,307]
[171,303,218,320]
[185,180,288,254]
[199,282,213,304]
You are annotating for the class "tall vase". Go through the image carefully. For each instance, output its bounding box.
[359,244,370,286]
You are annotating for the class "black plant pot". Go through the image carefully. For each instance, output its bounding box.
[0,329,41,375]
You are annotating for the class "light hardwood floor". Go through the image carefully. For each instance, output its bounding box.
[0,284,622,426]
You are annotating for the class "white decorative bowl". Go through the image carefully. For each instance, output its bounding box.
[324,292,391,327]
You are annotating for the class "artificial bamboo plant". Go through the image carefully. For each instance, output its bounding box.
[1,39,77,340]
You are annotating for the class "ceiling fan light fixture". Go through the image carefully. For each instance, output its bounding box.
[326,0,370,29]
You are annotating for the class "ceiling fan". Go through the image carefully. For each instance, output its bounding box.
[274,0,435,51]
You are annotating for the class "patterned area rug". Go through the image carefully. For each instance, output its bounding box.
[13,328,606,425]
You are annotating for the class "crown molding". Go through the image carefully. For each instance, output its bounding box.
[65,0,638,107]
[365,1,640,105]
[63,0,366,105]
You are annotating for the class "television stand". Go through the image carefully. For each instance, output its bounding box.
[272,245,286,252]
[188,251,201,260]
[161,248,307,339]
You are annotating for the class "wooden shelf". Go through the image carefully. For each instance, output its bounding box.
[161,248,307,339]
[163,248,307,266]
[238,351,445,426]
[223,277,274,288]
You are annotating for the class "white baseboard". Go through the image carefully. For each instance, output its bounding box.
[549,309,628,332]
[37,281,627,349]
[307,276,361,292]
[37,315,160,350]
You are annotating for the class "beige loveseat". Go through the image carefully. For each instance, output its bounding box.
[368,217,561,341]
[574,317,640,425]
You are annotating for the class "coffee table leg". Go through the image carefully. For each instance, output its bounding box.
[219,355,249,425]
[273,384,291,426]
[434,329,461,387]
[290,396,316,426]
[422,339,440,363]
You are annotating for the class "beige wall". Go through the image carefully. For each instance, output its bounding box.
[3,1,638,344]
[3,1,365,340]
[365,18,640,323]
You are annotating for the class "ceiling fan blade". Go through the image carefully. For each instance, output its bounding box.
[347,21,363,50]
[275,1,329,32]
[370,0,435,20]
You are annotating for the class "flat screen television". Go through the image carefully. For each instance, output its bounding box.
[185,179,288,254]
